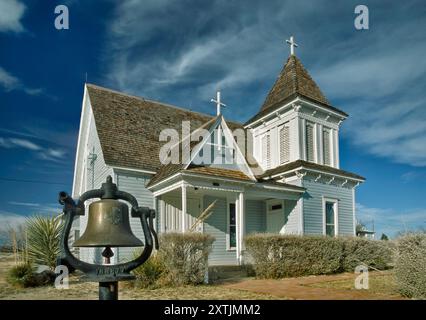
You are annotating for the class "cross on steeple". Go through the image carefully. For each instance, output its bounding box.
[286,36,298,56]
[211,90,227,115]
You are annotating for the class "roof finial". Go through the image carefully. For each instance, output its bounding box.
[286,36,298,56]
[210,90,227,116]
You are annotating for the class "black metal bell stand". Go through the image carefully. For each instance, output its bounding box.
[57,176,159,300]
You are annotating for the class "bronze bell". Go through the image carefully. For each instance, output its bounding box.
[74,199,143,247]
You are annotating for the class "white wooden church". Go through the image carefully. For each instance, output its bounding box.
[72,38,365,265]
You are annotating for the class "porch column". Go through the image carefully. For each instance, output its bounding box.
[181,184,187,232]
[237,192,245,265]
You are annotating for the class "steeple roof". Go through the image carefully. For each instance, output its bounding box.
[245,55,347,125]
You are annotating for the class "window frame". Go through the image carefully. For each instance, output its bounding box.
[322,197,339,237]
[227,201,237,251]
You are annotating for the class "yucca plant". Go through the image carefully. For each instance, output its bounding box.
[26,215,63,270]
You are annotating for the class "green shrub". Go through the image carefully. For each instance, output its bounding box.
[27,215,63,270]
[158,232,215,286]
[7,263,37,288]
[245,234,343,278]
[245,234,393,279]
[394,233,426,299]
[132,254,165,288]
[341,237,393,271]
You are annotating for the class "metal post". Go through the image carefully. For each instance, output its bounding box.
[99,281,118,300]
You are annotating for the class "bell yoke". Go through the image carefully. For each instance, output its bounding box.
[57,175,158,299]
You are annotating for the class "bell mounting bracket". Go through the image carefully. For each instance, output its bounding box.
[57,175,159,283]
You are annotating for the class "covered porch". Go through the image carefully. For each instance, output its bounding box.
[150,173,305,266]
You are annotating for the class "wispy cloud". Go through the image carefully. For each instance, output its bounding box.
[0,0,26,33]
[8,201,61,214]
[356,203,426,238]
[0,66,43,95]
[104,0,426,167]
[401,171,426,184]
[0,136,66,162]
[0,211,27,230]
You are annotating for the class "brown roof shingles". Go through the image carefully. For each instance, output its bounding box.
[87,84,242,172]
[245,55,347,125]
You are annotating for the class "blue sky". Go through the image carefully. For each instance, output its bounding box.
[0,0,425,238]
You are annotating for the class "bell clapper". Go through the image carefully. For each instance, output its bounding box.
[102,246,114,264]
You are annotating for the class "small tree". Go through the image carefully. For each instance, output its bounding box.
[26,215,63,270]
[381,233,389,241]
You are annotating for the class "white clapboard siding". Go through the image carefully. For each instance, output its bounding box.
[302,179,354,236]
[116,172,154,262]
[279,125,290,164]
[306,123,315,162]
[323,129,331,166]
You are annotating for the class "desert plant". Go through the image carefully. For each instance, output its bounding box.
[245,234,344,278]
[245,234,393,279]
[341,237,393,271]
[394,233,426,299]
[131,252,165,288]
[26,215,63,270]
[7,263,37,288]
[158,232,215,286]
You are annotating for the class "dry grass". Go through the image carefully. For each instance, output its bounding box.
[307,271,400,296]
[0,253,278,300]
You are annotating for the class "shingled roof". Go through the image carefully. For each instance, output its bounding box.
[245,55,347,125]
[86,84,242,172]
[257,160,365,181]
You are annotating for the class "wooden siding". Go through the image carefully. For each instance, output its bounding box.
[245,200,266,234]
[284,199,299,234]
[302,178,354,236]
[115,172,154,262]
[203,195,238,266]
[78,112,113,264]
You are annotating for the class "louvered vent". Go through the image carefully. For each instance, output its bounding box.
[262,133,271,169]
[323,129,331,166]
[306,123,315,162]
[280,126,290,164]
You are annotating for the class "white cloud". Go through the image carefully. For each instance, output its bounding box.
[356,203,426,238]
[8,201,40,207]
[0,66,43,95]
[104,0,426,167]
[0,211,27,230]
[0,136,66,161]
[0,66,19,90]
[0,0,26,33]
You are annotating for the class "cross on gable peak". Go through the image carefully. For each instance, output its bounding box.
[210,90,227,116]
[285,36,298,56]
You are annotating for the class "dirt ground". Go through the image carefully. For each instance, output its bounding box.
[0,253,405,300]
[0,253,278,300]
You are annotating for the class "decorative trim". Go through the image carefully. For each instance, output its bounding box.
[295,170,307,179]
[326,176,335,185]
